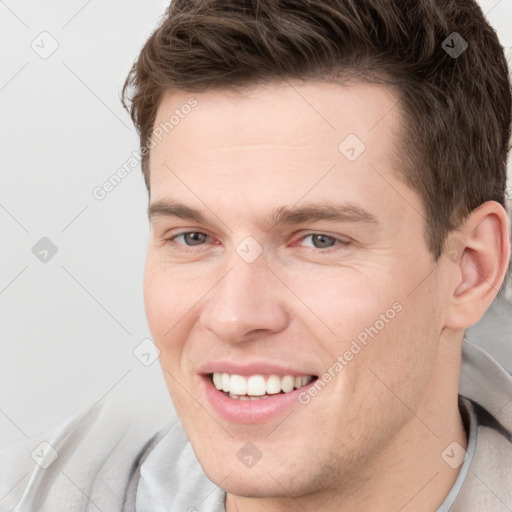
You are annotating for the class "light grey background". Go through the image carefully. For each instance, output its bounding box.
[1,0,511,451]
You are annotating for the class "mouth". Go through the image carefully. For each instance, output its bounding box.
[210,372,318,401]
[199,363,320,423]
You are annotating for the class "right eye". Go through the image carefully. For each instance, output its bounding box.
[169,231,211,246]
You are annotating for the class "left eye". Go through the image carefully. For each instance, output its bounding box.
[172,232,209,246]
[300,234,340,249]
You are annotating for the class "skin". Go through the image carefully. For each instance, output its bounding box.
[143,80,510,511]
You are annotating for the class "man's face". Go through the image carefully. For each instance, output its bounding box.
[144,81,453,498]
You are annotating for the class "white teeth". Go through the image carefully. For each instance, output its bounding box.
[212,372,222,390]
[212,372,314,397]
[281,375,295,393]
[266,375,282,394]
[230,374,247,395]
[221,373,230,392]
[247,375,266,396]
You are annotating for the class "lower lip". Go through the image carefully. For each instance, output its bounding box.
[201,376,313,424]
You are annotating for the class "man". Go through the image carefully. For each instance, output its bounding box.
[1,0,511,511]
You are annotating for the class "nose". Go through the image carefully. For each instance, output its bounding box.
[199,256,289,344]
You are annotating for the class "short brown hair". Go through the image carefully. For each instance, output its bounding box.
[122,0,511,260]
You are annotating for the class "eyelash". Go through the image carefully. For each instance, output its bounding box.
[167,231,350,252]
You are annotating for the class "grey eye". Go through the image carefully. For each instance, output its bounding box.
[310,234,337,248]
[182,232,208,246]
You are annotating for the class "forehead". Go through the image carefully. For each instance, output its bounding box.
[148,80,414,227]
[151,80,403,163]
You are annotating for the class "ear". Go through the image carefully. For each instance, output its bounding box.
[444,201,510,330]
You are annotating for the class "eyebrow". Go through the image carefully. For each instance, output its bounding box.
[148,199,379,229]
[148,200,206,223]
[264,203,379,228]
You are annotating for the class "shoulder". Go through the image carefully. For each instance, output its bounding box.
[455,296,512,510]
[0,399,174,512]
[452,399,512,511]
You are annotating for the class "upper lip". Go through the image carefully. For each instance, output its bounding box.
[199,361,317,377]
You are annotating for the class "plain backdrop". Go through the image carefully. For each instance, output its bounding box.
[1,0,512,451]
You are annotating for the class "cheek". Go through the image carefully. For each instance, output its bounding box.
[143,254,220,381]
[143,254,202,337]
[143,265,173,339]
[287,267,398,342]
[292,265,438,394]
[143,263,196,409]
[350,280,441,407]
[143,257,193,364]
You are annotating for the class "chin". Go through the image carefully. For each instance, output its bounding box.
[212,473,291,499]
[201,458,322,500]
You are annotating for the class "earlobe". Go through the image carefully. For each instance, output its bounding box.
[445,201,510,329]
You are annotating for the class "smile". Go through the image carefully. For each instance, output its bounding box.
[211,372,316,400]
